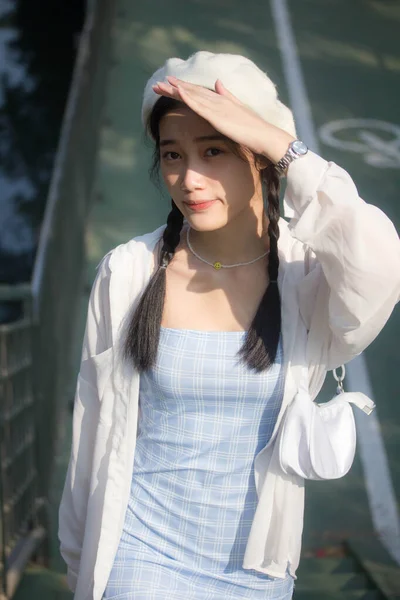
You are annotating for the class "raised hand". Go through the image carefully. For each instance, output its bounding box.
[152,76,294,164]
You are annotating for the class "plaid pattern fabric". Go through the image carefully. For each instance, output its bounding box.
[103,327,293,599]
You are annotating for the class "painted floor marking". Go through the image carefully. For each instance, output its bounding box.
[319,118,400,168]
[270,0,400,564]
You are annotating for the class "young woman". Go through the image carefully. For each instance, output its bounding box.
[58,51,400,600]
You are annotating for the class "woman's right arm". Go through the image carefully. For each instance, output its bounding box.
[58,251,113,592]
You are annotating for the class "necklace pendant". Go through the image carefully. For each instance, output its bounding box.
[213,261,222,270]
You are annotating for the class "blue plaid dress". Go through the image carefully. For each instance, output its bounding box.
[103,327,294,599]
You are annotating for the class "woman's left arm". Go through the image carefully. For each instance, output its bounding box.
[285,150,400,369]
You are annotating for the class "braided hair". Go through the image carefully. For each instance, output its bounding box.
[124,200,184,370]
[124,97,282,372]
[237,162,281,371]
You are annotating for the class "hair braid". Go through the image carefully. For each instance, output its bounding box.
[160,200,184,266]
[265,164,280,284]
[124,199,184,371]
[238,164,282,371]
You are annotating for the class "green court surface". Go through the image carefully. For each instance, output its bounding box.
[14,1,400,598]
[287,0,400,553]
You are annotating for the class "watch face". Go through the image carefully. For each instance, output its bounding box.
[292,140,308,155]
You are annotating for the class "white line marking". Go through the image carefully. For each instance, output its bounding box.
[270,0,400,564]
[320,118,400,168]
[270,0,319,151]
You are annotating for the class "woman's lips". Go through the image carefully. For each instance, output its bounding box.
[184,200,217,211]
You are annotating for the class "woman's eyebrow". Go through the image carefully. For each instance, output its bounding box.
[160,134,228,147]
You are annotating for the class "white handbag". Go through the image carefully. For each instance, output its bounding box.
[278,364,376,480]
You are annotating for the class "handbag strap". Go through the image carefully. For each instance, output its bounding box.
[333,365,346,394]
[299,363,375,415]
[332,365,375,414]
[345,393,376,415]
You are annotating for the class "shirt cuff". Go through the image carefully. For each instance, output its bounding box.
[283,151,330,219]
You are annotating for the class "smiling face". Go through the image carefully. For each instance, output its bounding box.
[158,105,265,232]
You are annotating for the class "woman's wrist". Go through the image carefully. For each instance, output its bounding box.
[258,124,296,165]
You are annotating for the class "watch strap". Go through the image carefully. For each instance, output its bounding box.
[275,140,306,175]
[275,150,295,174]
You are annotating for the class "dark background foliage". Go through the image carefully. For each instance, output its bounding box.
[0,0,84,284]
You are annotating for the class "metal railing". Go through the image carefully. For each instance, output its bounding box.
[0,292,44,599]
[0,0,114,596]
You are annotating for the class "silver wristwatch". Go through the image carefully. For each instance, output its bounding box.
[275,139,308,175]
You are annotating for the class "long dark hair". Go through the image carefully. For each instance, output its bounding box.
[124,96,281,372]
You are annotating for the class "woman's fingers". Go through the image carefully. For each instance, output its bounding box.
[166,76,242,105]
[152,81,185,102]
[166,76,219,100]
[152,81,178,95]
[166,75,202,90]
[153,77,244,146]
[153,79,210,108]
[214,79,243,105]
[154,76,244,116]
[152,80,202,113]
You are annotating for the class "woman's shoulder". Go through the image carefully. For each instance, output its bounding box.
[95,224,166,274]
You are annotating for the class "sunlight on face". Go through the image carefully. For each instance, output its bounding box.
[159,106,264,232]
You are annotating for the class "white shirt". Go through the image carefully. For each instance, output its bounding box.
[58,151,400,599]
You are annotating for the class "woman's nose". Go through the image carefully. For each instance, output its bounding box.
[180,165,206,192]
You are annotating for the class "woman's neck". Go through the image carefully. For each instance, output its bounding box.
[185,212,270,266]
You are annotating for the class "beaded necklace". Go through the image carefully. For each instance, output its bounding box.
[186,228,269,270]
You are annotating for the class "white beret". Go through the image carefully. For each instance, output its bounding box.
[142,51,297,140]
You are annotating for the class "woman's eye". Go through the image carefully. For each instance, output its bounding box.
[162,148,223,160]
[162,151,180,160]
[206,147,223,157]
